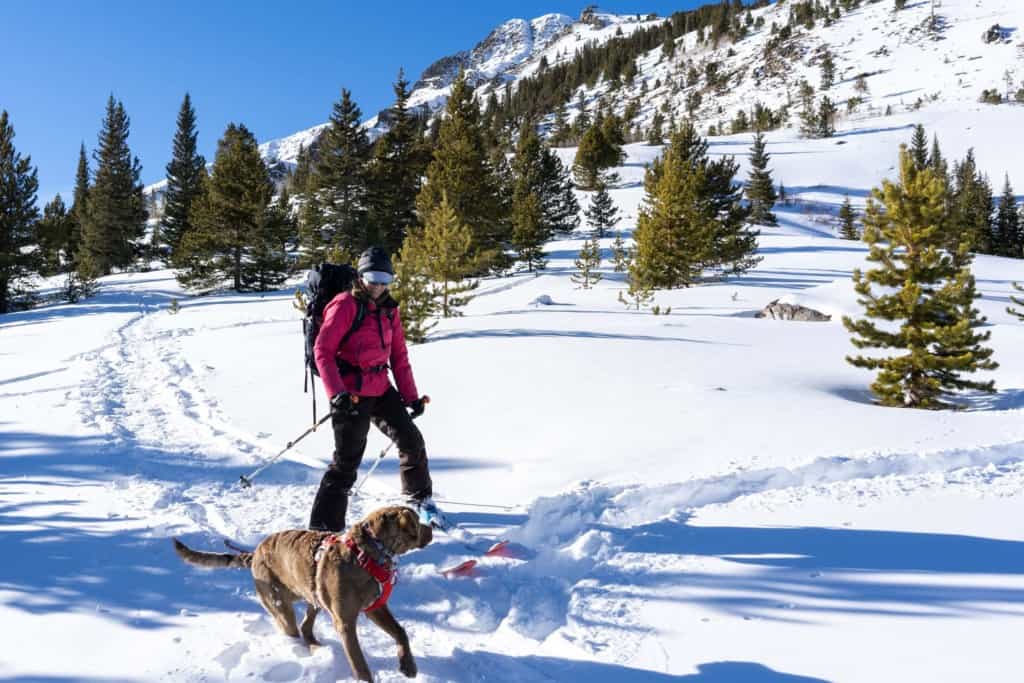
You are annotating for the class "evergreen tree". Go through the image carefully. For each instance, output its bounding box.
[551,101,571,146]
[511,125,578,239]
[585,178,619,238]
[69,143,89,267]
[820,50,836,90]
[950,150,993,254]
[838,194,859,239]
[573,117,624,190]
[0,111,41,313]
[389,240,437,343]
[909,124,929,171]
[290,144,314,195]
[612,233,630,272]
[632,123,757,289]
[571,236,603,289]
[1007,281,1024,320]
[176,124,274,291]
[929,134,946,177]
[79,96,147,277]
[745,132,778,226]
[843,146,996,409]
[647,111,665,145]
[416,72,509,273]
[417,192,479,317]
[816,96,838,137]
[512,191,547,272]
[161,93,206,258]
[241,192,295,291]
[993,175,1021,257]
[36,194,73,275]
[539,145,580,234]
[316,88,371,256]
[368,71,429,255]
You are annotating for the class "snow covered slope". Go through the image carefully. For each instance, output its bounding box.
[6,109,1024,681]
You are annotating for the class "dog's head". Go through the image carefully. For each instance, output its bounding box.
[363,505,432,555]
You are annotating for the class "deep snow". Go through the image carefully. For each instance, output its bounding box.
[6,107,1024,681]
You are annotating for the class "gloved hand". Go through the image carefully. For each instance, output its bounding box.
[330,392,360,418]
[408,396,428,418]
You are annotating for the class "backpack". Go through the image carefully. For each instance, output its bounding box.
[303,263,362,380]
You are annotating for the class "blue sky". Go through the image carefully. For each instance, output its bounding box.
[1,1,702,204]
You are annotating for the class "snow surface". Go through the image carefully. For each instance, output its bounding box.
[6,103,1024,681]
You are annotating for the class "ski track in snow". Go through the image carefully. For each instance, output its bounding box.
[59,294,1024,679]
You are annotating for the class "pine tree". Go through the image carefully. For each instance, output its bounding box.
[551,101,571,146]
[647,111,665,145]
[585,178,619,238]
[1007,281,1024,320]
[573,123,608,191]
[69,143,89,267]
[838,195,859,239]
[511,125,578,239]
[909,124,929,171]
[612,233,630,272]
[512,191,547,272]
[176,123,274,291]
[843,146,996,409]
[816,96,838,137]
[241,192,295,291]
[929,134,946,177]
[367,70,429,255]
[618,267,654,310]
[79,96,147,277]
[0,111,41,313]
[36,194,73,275]
[573,116,624,191]
[316,88,371,256]
[389,240,437,343]
[161,93,206,258]
[745,132,778,226]
[993,175,1021,257]
[539,145,580,234]
[571,236,603,289]
[290,144,314,195]
[417,192,479,317]
[416,72,509,273]
[633,123,758,289]
[820,50,836,90]
[950,150,993,254]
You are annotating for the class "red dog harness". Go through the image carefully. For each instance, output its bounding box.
[314,532,397,612]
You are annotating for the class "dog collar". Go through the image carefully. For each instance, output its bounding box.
[343,535,396,612]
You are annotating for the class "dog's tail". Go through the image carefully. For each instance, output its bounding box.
[173,538,253,570]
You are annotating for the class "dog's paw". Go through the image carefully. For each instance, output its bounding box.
[399,655,417,678]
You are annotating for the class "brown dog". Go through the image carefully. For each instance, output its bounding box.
[174,505,432,681]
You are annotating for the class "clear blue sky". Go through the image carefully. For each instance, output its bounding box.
[2,1,702,205]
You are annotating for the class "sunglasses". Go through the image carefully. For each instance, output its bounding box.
[361,271,394,285]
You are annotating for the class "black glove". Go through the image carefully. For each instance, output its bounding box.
[330,392,359,418]
[408,397,427,418]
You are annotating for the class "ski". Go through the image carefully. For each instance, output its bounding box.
[438,540,514,578]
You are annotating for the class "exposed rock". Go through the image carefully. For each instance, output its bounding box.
[982,24,1006,44]
[756,299,832,321]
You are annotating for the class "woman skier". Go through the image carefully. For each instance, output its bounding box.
[308,246,438,531]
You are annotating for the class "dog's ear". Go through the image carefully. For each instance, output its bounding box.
[397,507,431,549]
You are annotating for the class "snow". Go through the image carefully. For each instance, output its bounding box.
[8,114,1024,680]
[8,2,1024,680]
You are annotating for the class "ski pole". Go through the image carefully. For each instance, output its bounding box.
[351,396,429,497]
[238,410,333,489]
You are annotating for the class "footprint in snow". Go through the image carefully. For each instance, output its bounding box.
[214,642,249,678]
[262,661,303,682]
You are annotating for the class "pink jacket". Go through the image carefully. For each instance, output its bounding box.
[313,292,419,404]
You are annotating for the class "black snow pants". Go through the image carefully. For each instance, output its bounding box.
[308,386,432,531]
